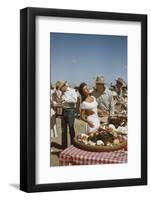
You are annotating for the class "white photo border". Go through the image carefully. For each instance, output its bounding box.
[36,16,141,184]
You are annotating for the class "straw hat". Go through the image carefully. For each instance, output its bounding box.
[56,80,67,90]
[50,83,55,89]
[95,76,105,84]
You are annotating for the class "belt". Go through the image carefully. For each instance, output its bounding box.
[63,102,75,109]
[63,107,75,110]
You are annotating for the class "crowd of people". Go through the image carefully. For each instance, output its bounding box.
[50,76,127,149]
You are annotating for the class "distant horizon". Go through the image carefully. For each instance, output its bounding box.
[50,32,127,86]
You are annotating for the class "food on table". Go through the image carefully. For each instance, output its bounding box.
[116,126,127,134]
[108,124,116,131]
[77,133,89,144]
[77,133,89,140]
[106,141,113,146]
[75,111,127,151]
[87,140,96,146]
[76,127,127,148]
[113,139,120,145]
[96,140,104,146]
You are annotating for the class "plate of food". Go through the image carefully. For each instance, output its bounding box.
[73,128,127,152]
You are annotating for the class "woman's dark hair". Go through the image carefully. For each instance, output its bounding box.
[79,82,88,102]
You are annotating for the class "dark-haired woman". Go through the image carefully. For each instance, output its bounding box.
[79,83,100,134]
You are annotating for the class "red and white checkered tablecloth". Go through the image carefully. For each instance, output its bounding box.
[59,145,127,166]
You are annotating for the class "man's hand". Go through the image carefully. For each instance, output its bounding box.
[98,110,109,117]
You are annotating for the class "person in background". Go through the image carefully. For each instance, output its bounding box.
[51,81,63,116]
[50,83,58,138]
[58,81,77,149]
[114,78,125,101]
[52,81,62,105]
[74,86,81,118]
[113,78,128,114]
[92,76,114,123]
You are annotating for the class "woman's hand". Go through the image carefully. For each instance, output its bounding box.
[87,120,94,128]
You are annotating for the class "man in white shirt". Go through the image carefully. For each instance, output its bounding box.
[58,81,77,149]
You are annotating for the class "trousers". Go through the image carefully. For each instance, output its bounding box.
[61,108,75,149]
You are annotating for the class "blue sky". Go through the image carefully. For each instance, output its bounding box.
[50,33,127,86]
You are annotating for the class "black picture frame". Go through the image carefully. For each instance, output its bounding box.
[20,7,147,192]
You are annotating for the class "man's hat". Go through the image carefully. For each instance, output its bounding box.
[50,83,55,89]
[95,76,105,84]
[116,78,124,85]
[56,80,67,90]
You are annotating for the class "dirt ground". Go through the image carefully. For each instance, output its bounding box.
[50,116,87,167]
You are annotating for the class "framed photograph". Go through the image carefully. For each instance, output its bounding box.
[20,7,147,192]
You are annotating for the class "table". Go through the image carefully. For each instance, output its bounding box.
[59,145,127,166]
